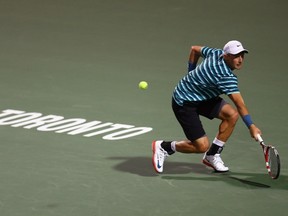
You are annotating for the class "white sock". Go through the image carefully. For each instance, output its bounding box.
[213,138,225,147]
[171,141,177,152]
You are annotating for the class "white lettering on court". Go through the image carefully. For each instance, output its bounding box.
[0,109,153,140]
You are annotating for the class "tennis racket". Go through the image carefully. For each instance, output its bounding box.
[257,134,280,179]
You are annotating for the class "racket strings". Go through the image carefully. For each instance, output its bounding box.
[267,147,280,178]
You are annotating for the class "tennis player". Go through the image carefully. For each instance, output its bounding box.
[152,40,261,173]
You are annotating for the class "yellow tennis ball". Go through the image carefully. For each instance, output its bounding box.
[139,81,148,90]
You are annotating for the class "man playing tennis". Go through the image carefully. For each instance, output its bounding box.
[152,40,261,173]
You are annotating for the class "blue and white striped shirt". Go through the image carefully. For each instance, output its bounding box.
[173,46,240,106]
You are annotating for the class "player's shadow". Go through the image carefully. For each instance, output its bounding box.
[108,156,288,190]
[108,156,209,177]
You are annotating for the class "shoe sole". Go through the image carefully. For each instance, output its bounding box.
[202,159,229,173]
[152,141,161,173]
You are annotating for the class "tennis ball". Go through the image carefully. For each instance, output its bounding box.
[139,81,148,90]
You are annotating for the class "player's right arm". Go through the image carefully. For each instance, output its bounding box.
[188,46,202,72]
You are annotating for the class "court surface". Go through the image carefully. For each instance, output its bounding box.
[0,0,287,216]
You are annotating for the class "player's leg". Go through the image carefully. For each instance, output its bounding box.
[205,103,239,155]
[152,136,209,173]
[202,99,239,172]
[169,98,210,153]
[152,99,208,173]
[174,137,209,153]
[216,103,239,142]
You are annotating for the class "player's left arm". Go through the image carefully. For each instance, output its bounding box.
[228,92,262,140]
[188,46,202,71]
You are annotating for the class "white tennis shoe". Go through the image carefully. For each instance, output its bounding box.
[203,153,229,172]
[152,140,168,173]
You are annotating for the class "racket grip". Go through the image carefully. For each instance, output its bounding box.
[256,134,263,142]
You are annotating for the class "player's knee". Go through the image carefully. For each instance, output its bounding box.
[224,108,239,125]
[220,105,239,124]
[230,110,239,124]
[191,137,210,153]
[197,140,210,153]
[199,143,209,153]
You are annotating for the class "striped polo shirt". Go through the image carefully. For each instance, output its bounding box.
[173,46,240,106]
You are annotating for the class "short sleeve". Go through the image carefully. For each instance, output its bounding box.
[217,76,240,95]
[201,47,219,58]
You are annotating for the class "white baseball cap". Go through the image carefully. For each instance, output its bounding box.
[223,40,249,55]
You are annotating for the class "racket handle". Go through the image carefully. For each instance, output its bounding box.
[257,134,263,142]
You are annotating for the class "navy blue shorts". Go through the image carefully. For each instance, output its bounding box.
[172,97,226,141]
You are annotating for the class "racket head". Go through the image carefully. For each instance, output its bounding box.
[261,143,281,179]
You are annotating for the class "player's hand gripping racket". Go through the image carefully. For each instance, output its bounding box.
[257,134,280,179]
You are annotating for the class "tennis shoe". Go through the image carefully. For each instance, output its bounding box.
[152,140,168,173]
[202,153,229,172]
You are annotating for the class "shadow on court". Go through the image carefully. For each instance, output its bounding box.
[108,156,288,190]
[108,156,209,177]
